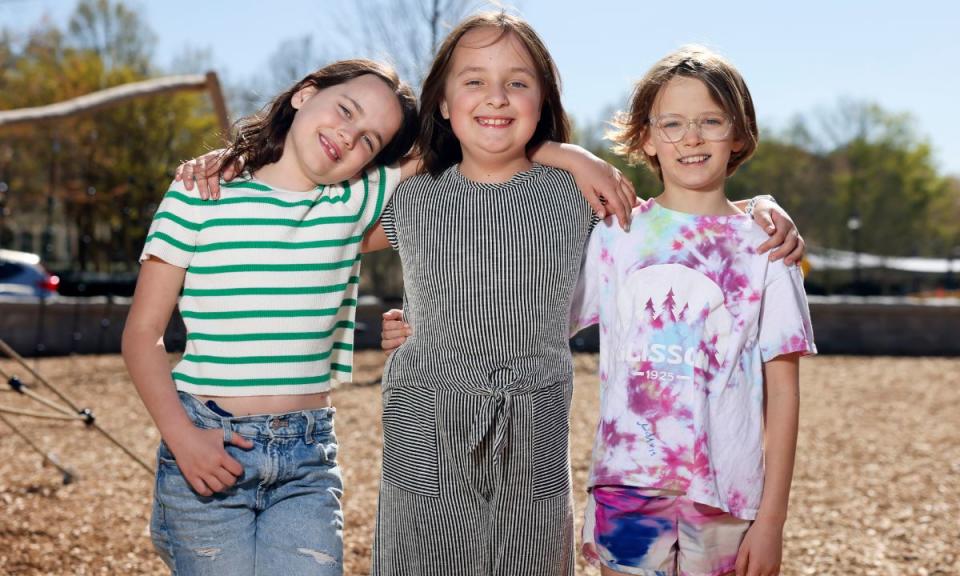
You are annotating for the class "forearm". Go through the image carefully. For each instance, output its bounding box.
[756,354,801,526]
[361,222,390,253]
[529,141,587,170]
[122,326,194,444]
[397,153,425,181]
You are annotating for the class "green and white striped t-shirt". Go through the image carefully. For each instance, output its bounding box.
[140,164,399,396]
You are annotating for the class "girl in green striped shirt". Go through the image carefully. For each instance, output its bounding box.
[123,59,420,576]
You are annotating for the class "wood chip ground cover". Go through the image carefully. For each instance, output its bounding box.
[0,354,956,575]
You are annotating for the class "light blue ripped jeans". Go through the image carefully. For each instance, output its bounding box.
[151,392,343,575]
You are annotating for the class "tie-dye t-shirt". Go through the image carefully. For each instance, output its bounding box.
[571,198,816,520]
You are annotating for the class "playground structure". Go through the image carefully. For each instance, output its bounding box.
[0,72,229,133]
[0,73,230,483]
[0,337,152,482]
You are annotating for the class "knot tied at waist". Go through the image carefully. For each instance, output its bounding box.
[468,367,528,467]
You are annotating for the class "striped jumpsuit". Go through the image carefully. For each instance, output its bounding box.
[374,164,594,576]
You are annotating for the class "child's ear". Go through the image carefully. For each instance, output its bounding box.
[291,85,318,110]
[439,99,450,120]
[731,137,746,153]
[641,129,657,158]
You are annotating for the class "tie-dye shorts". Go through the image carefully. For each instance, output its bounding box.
[582,486,752,576]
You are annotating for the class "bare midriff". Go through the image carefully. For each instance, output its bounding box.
[194,391,332,416]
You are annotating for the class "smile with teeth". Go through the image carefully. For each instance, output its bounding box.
[679,154,710,165]
[476,117,513,127]
[319,134,341,161]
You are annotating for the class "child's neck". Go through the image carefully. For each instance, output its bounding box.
[458,152,533,184]
[254,153,317,193]
[656,183,740,217]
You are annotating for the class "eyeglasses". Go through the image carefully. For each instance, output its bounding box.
[649,113,734,143]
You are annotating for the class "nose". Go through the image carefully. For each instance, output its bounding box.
[486,85,508,108]
[681,120,703,146]
[338,127,356,149]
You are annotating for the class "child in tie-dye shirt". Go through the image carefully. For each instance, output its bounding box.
[571,46,816,576]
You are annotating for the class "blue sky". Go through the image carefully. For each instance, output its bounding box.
[4,0,958,176]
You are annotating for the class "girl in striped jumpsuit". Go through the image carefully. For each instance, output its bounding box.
[372,14,806,576]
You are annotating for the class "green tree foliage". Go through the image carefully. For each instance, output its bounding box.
[587,100,959,259]
[0,0,219,271]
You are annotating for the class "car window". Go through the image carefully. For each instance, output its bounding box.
[0,262,26,281]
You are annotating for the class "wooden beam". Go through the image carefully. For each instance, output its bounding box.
[0,72,231,133]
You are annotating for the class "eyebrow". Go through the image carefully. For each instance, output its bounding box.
[345,95,384,149]
[455,65,535,78]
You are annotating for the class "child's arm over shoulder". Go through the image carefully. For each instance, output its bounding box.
[530,142,638,230]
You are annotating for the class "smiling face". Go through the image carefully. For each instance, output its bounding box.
[284,74,404,187]
[440,28,543,180]
[642,76,743,196]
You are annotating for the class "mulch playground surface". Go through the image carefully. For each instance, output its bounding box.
[0,353,957,575]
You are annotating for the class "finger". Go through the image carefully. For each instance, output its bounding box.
[785,236,805,266]
[196,159,209,199]
[213,466,239,489]
[735,549,748,576]
[181,163,195,190]
[381,336,406,351]
[207,168,223,200]
[382,309,404,321]
[622,175,637,205]
[175,163,184,182]
[228,434,254,450]
[189,476,213,497]
[602,188,629,231]
[768,229,799,262]
[610,176,633,225]
[583,188,606,219]
[756,215,788,254]
[220,453,245,477]
[203,473,226,494]
[380,322,413,340]
[619,175,638,208]
[381,321,406,333]
[755,208,776,234]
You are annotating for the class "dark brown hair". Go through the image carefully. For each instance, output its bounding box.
[418,11,570,176]
[609,45,758,180]
[220,59,418,178]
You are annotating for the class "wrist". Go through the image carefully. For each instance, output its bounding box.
[745,194,777,216]
[160,420,202,450]
[753,510,787,528]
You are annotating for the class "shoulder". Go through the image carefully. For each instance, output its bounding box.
[532,165,578,189]
[157,177,206,210]
[397,167,450,195]
[357,163,400,187]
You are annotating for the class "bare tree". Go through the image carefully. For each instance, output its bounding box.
[67,0,155,74]
[333,0,473,88]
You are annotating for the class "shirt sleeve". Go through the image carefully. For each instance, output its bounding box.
[139,179,203,268]
[360,163,401,234]
[570,225,606,336]
[758,262,817,361]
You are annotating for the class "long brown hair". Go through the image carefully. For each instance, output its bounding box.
[418,12,570,176]
[609,45,759,180]
[220,59,418,178]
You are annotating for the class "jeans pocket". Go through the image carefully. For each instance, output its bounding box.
[156,440,177,467]
[380,387,440,498]
[531,383,572,501]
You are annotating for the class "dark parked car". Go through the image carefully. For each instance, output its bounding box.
[0,249,60,298]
